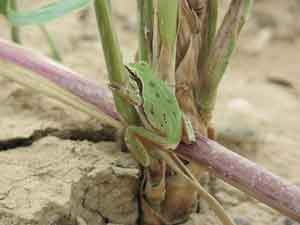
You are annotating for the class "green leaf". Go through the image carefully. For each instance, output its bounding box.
[0,0,8,16]
[7,0,92,26]
[39,26,62,61]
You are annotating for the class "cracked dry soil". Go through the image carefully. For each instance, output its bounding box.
[1,1,300,225]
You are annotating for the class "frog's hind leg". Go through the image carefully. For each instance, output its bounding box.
[124,126,177,167]
[125,126,168,209]
[124,126,152,167]
[126,126,177,150]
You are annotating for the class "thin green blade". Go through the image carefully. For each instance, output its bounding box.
[0,0,8,15]
[39,26,62,61]
[7,0,92,26]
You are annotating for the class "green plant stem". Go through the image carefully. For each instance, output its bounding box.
[137,0,153,62]
[94,0,139,125]
[207,0,218,51]
[10,0,21,43]
[154,0,178,90]
[157,0,178,53]
[199,0,218,85]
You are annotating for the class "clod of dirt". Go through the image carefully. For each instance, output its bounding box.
[0,137,139,225]
[70,165,139,225]
[0,85,95,141]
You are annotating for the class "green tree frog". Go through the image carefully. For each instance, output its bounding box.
[111,61,195,167]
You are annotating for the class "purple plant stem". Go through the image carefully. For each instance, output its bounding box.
[0,38,300,220]
[0,39,119,120]
[176,136,300,221]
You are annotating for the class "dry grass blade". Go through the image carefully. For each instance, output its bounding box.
[197,0,252,115]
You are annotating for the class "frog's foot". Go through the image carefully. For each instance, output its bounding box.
[144,161,166,205]
[124,127,151,167]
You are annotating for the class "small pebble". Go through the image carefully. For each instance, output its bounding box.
[234,217,251,225]
[283,218,293,225]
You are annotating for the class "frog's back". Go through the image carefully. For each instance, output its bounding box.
[128,62,182,145]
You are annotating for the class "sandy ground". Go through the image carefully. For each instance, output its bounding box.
[0,1,300,225]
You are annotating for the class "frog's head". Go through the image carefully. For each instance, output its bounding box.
[126,61,151,76]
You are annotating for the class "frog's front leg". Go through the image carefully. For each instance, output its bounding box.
[125,126,177,167]
[109,79,142,106]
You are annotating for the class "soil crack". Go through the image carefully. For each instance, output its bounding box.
[0,127,116,151]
